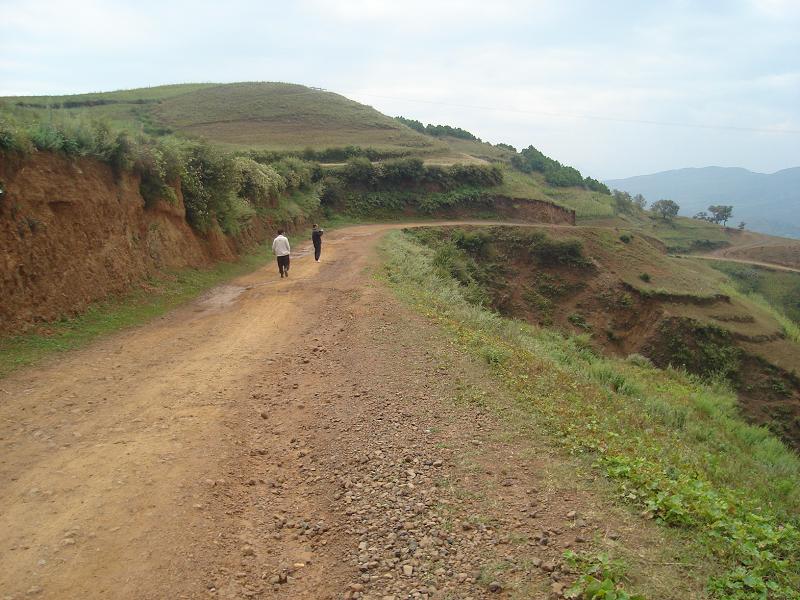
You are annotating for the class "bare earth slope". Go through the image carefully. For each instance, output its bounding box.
[0,225,693,600]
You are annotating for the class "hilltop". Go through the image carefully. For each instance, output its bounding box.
[0,81,619,219]
[607,166,800,239]
[3,81,499,160]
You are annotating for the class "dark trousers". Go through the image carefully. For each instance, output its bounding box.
[277,255,290,276]
[313,241,321,261]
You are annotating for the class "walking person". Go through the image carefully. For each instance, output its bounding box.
[272,229,291,278]
[311,224,324,262]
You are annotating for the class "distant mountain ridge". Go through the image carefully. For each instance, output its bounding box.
[607,166,800,239]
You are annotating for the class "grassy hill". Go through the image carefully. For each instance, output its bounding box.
[4,81,797,251]
[3,82,451,155]
[0,81,620,219]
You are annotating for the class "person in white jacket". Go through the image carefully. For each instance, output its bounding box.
[272,229,291,278]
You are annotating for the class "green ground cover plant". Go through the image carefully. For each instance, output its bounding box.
[379,230,800,599]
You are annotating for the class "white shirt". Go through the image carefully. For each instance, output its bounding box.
[272,235,290,257]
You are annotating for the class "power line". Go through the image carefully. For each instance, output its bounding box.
[340,90,800,135]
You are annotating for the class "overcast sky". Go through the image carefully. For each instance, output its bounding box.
[1,0,798,178]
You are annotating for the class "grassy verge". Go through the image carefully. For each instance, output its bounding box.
[378,230,800,599]
[707,260,800,329]
[716,282,800,345]
[0,242,277,379]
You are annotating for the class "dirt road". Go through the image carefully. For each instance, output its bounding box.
[681,254,800,273]
[0,224,678,600]
[704,236,800,272]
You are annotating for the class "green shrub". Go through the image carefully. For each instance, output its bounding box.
[639,273,651,283]
[585,176,611,195]
[0,115,33,154]
[619,234,633,244]
[28,121,65,152]
[528,232,587,266]
[272,156,314,190]
[380,157,425,183]
[564,551,644,600]
[451,229,490,255]
[447,163,503,187]
[217,194,256,235]
[233,156,285,207]
[180,142,237,231]
[512,145,586,188]
[320,174,346,208]
[342,156,379,187]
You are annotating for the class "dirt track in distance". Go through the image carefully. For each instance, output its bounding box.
[0,223,689,600]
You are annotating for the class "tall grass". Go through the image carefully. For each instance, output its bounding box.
[719,283,800,344]
[379,230,800,599]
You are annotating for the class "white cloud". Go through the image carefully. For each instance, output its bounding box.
[2,0,154,48]
[297,0,555,28]
[749,0,800,18]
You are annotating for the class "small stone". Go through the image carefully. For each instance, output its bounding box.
[402,564,414,576]
[260,411,268,419]
[552,581,565,596]
[488,581,502,592]
[242,545,255,556]
[566,511,577,519]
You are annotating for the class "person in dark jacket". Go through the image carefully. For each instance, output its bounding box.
[311,224,324,262]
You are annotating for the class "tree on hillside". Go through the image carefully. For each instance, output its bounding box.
[651,199,680,222]
[395,116,426,134]
[693,211,711,221]
[612,189,635,214]
[495,142,517,152]
[633,193,647,209]
[738,221,746,231]
[585,177,611,194]
[708,205,734,227]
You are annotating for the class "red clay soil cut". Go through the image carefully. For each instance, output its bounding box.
[0,153,229,333]
[0,153,291,335]
[0,224,693,600]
